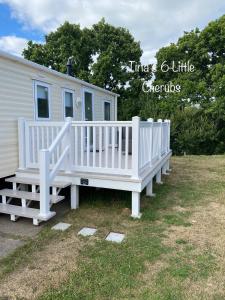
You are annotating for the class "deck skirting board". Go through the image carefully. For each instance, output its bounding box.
[16,151,171,193]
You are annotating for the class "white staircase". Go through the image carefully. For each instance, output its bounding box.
[0,176,71,225]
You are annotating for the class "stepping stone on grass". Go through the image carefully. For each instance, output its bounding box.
[51,222,71,231]
[78,227,97,237]
[105,232,125,243]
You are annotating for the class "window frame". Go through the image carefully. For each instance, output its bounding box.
[103,100,111,121]
[34,80,51,120]
[62,88,75,120]
[82,88,94,121]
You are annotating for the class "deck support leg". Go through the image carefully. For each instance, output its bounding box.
[146,180,155,197]
[166,160,172,172]
[33,218,39,226]
[21,199,26,207]
[71,185,79,209]
[10,215,16,222]
[162,164,169,175]
[131,192,141,219]
[156,170,163,184]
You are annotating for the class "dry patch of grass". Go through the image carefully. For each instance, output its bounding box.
[0,232,84,299]
[164,201,225,251]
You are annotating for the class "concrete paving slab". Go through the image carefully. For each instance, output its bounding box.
[0,236,24,258]
[78,227,97,237]
[52,222,71,231]
[105,232,125,243]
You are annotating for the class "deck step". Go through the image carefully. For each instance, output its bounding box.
[0,203,55,221]
[0,189,64,204]
[5,176,71,189]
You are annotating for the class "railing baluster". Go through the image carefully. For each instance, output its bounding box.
[118,126,122,169]
[105,127,109,168]
[75,126,78,166]
[32,126,35,164]
[46,126,49,148]
[87,126,90,167]
[57,127,60,162]
[112,126,115,168]
[51,127,54,165]
[99,126,102,168]
[81,126,84,166]
[93,126,96,167]
[41,126,44,149]
[37,126,40,162]
[125,126,128,170]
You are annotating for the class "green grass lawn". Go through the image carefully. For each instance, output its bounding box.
[1,156,225,299]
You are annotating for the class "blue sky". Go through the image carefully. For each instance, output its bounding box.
[0,4,42,40]
[0,0,224,63]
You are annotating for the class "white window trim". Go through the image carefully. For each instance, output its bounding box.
[62,88,75,120]
[34,80,51,120]
[82,88,95,121]
[103,100,111,121]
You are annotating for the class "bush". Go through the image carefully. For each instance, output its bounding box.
[170,108,217,155]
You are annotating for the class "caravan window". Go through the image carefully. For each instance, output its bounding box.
[34,81,50,120]
[104,101,111,121]
[63,89,74,118]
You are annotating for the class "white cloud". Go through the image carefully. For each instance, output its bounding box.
[0,35,28,56]
[0,0,224,62]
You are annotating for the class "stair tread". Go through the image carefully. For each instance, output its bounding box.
[0,189,64,203]
[5,176,71,188]
[0,203,53,220]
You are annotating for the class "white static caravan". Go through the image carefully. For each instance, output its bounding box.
[0,50,118,179]
[0,50,172,225]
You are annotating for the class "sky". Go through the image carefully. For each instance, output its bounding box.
[0,0,224,64]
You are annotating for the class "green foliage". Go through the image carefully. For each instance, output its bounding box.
[23,21,95,81]
[141,14,225,155]
[171,107,218,155]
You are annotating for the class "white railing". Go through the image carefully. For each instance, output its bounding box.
[18,117,171,216]
[18,117,171,178]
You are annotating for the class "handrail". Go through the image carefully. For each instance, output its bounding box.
[39,117,72,219]
[49,145,69,182]
[49,121,70,154]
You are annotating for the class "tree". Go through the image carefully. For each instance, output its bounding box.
[140,14,225,154]
[23,22,95,81]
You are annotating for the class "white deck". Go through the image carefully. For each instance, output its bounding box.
[0,117,172,224]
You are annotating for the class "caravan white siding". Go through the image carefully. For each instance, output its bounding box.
[0,54,117,178]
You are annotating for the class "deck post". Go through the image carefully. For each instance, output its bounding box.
[147,118,153,166]
[18,118,26,170]
[164,119,170,153]
[39,149,51,218]
[71,184,79,209]
[156,169,163,184]
[167,120,171,152]
[157,119,162,159]
[131,191,141,218]
[132,116,140,179]
[146,179,155,197]
[162,164,168,175]
[166,159,171,172]
[64,117,72,174]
